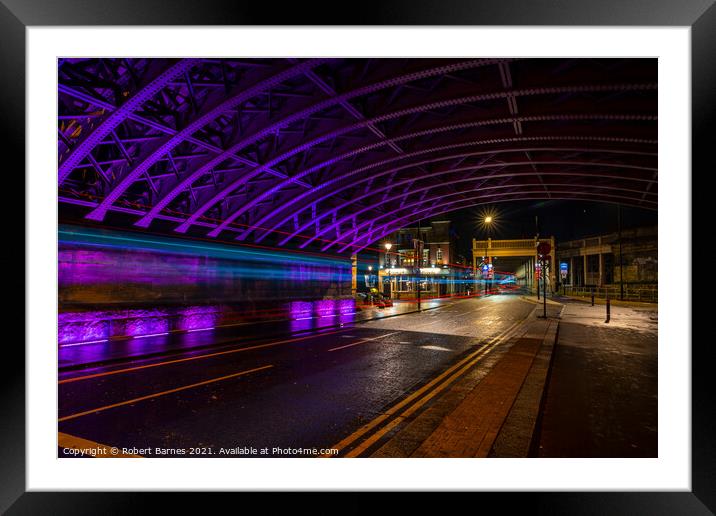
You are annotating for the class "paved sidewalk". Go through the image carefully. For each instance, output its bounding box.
[371,303,561,458]
[535,300,657,457]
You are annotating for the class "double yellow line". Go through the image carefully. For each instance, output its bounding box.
[326,318,526,458]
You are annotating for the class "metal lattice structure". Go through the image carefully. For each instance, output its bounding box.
[58,58,657,254]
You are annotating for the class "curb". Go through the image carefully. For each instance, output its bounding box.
[527,319,560,458]
[520,295,564,307]
[490,312,560,458]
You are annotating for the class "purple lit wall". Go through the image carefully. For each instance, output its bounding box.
[58,227,352,344]
[58,306,226,344]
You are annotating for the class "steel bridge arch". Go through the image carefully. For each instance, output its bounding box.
[58,58,658,254]
[196,113,656,239]
[168,82,656,235]
[248,136,657,245]
[297,160,656,250]
[131,58,504,229]
[259,140,656,245]
[318,180,656,252]
[344,188,658,255]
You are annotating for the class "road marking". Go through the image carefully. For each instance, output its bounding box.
[420,345,452,352]
[59,328,349,384]
[58,364,273,422]
[327,332,401,352]
[324,318,525,457]
[341,320,527,458]
[58,432,142,458]
[340,330,517,458]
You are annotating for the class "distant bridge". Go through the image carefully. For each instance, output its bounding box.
[472,237,556,291]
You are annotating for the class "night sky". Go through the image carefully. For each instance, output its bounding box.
[440,201,657,260]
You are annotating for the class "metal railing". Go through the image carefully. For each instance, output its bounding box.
[562,284,657,303]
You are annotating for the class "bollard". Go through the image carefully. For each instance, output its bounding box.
[605,297,611,323]
[591,290,594,306]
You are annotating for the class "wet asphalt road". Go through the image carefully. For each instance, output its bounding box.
[58,294,535,457]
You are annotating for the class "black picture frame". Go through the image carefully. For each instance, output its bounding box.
[4,0,713,512]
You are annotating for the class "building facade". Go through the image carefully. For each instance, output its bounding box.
[377,220,465,299]
[555,225,657,301]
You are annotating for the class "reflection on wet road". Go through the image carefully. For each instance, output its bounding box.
[58,295,535,457]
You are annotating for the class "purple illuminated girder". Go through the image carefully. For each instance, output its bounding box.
[331,181,653,253]
[157,59,503,235]
[250,136,657,246]
[217,114,656,241]
[302,160,656,251]
[329,181,655,253]
[198,81,656,239]
[58,58,658,256]
[266,137,655,245]
[85,59,324,222]
[342,188,656,255]
[58,59,199,184]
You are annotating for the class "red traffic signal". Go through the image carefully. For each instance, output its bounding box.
[537,242,551,256]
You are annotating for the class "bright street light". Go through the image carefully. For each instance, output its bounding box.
[484,216,492,224]
[384,242,392,251]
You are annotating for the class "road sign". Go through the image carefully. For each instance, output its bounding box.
[537,241,551,256]
[560,262,568,279]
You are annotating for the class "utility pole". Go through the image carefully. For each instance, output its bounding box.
[543,257,547,317]
[416,219,422,311]
[618,204,624,301]
[484,242,489,296]
[536,241,551,318]
[535,215,540,300]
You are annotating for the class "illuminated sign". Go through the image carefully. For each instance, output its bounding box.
[385,268,409,275]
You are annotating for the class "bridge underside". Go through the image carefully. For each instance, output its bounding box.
[58,58,657,254]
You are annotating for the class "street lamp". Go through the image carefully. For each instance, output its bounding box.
[483,216,492,294]
[383,242,394,297]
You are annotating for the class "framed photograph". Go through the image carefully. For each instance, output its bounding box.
[5,0,713,511]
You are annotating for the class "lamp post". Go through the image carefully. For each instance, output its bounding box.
[384,242,393,297]
[483,216,492,295]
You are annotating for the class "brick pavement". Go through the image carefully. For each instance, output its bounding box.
[371,306,559,458]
